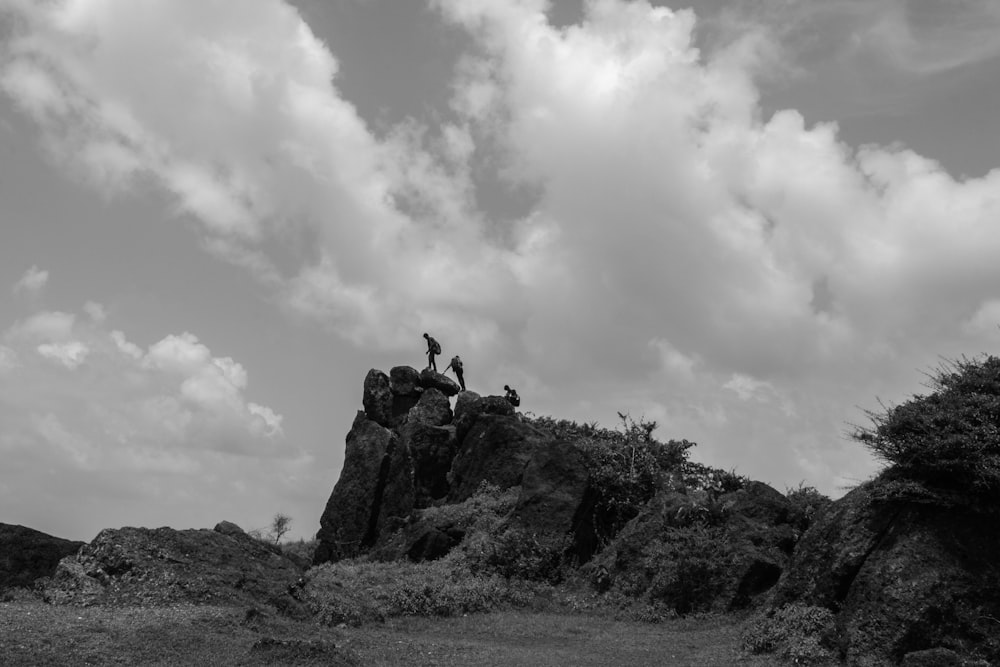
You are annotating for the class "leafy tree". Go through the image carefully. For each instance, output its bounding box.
[852,355,1000,499]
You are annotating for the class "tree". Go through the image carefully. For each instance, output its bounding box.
[269,513,292,544]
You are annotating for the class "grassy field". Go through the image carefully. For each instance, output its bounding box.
[0,600,787,666]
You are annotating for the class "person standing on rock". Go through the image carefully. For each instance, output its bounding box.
[444,355,465,391]
[504,385,520,407]
[423,332,441,372]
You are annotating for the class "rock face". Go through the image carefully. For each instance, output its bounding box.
[314,412,403,563]
[315,367,544,565]
[772,476,1000,666]
[0,524,84,591]
[41,526,307,616]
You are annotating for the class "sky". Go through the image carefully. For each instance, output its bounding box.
[2,0,1000,542]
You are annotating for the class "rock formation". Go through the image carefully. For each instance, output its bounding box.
[314,366,804,619]
[770,475,1000,666]
[41,524,308,616]
[315,365,528,565]
[0,523,84,591]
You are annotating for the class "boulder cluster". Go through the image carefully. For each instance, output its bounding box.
[314,366,527,563]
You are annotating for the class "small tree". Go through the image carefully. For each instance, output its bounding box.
[269,513,292,544]
[852,355,1000,499]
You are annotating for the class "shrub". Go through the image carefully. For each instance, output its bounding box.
[418,481,518,529]
[303,555,542,624]
[466,527,570,584]
[785,484,832,534]
[853,355,1000,499]
[741,603,837,665]
[641,525,738,615]
[575,415,695,544]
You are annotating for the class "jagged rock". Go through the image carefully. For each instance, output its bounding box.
[453,390,482,421]
[449,415,552,502]
[403,422,458,507]
[406,387,452,427]
[512,440,589,546]
[418,368,461,397]
[212,520,244,537]
[453,393,515,440]
[772,477,1000,666]
[315,413,400,563]
[41,526,307,616]
[0,524,84,591]
[389,366,422,396]
[362,369,394,427]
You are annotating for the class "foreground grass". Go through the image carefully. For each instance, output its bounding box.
[0,600,787,666]
[339,611,786,667]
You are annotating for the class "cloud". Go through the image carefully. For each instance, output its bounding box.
[37,340,89,369]
[4,0,1000,500]
[428,0,1000,489]
[12,265,49,296]
[0,298,303,538]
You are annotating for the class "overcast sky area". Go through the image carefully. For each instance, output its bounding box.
[3,0,1000,542]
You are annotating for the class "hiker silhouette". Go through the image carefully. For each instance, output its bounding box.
[423,333,441,372]
[444,355,465,391]
[504,384,520,407]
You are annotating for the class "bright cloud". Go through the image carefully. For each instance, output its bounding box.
[0,297,303,538]
[3,0,1000,502]
[12,265,49,296]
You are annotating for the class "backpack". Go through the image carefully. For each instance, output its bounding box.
[508,391,520,407]
[430,338,441,354]
[451,356,462,371]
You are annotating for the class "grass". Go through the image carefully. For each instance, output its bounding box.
[0,599,787,666]
[338,611,785,666]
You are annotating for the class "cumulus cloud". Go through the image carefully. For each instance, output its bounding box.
[4,0,1000,498]
[0,298,302,538]
[429,0,1000,488]
[12,265,49,296]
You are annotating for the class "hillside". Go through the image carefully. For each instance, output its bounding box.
[4,359,1000,665]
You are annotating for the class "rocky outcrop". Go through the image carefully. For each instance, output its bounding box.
[362,369,394,428]
[41,525,307,616]
[315,412,402,563]
[0,524,84,591]
[448,415,547,502]
[418,368,461,396]
[592,483,795,614]
[771,476,1000,666]
[315,367,545,565]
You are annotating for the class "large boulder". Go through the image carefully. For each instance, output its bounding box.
[512,440,590,541]
[772,477,1000,666]
[0,524,84,591]
[315,413,402,563]
[389,365,422,397]
[418,368,461,397]
[362,369,394,428]
[41,526,307,616]
[448,414,552,501]
[453,393,515,440]
[406,387,452,427]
